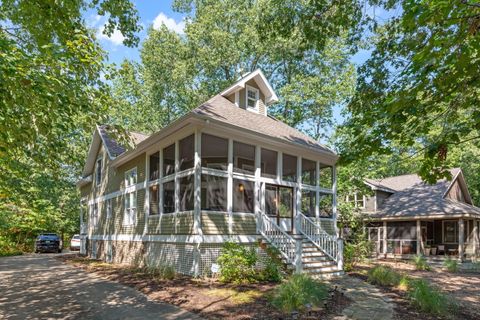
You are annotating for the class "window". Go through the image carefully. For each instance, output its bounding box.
[202,134,228,170]
[444,221,458,243]
[282,153,297,182]
[261,148,277,179]
[302,158,316,186]
[149,185,159,215]
[124,168,137,225]
[179,134,194,171]
[163,181,175,213]
[301,190,316,217]
[201,175,227,211]
[319,193,333,217]
[95,158,102,185]
[319,164,333,189]
[149,152,160,180]
[347,193,365,208]
[163,144,175,176]
[179,175,194,211]
[90,203,98,227]
[233,179,254,213]
[233,141,255,175]
[246,85,259,110]
[106,199,112,219]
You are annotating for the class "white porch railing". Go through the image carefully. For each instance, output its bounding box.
[297,212,342,265]
[259,213,296,265]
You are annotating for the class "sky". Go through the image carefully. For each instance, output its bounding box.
[88,1,381,130]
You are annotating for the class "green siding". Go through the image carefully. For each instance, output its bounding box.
[202,212,229,235]
[232,215,256,235]
[176,213,194,234]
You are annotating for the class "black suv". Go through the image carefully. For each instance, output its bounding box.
[34,233,62,253]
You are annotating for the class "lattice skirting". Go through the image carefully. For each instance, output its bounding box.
[86,239,265,277]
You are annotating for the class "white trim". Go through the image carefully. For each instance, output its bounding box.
[227,138,234,234]
[89,234,259,243]
[234,91,239,107]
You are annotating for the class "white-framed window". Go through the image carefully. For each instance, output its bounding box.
[95,158,103,185]
[443,220,458,243]
[90,203,98,228]
[124,168,137,225]
[106,199,112,219]
[346,193,365,209]
[246,85,259,111]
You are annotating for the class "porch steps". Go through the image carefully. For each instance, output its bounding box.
[260,237,343,278]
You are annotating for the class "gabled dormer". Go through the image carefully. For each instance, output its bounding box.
[220,69,279,116]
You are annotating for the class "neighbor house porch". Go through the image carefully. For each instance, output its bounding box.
[368,218,480,261]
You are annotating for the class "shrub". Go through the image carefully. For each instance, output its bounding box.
[397,275,411,291]
[367,265,402,287]
[413,255,431,271]
[271,274,328,313]
[407,279,455,316]
[259,246,283,283]
[443,257,458,273]
[343,239,372,272]
[217,242,258,284]
[0,237,23,257]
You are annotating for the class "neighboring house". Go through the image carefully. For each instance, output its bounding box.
[355,168,480,261]
[77,69,343,277]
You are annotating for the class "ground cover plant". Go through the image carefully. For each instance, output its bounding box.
[413,255,431,271]
[443,257,458,273]
[270,274,329,313]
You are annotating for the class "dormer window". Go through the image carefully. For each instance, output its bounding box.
[95,158,103,185]
[246,85,259,111]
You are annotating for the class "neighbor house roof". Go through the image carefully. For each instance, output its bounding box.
[367,168,480,220]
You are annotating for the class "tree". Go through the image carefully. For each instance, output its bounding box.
[338,1,480,183]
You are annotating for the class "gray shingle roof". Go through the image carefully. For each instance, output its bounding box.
[192,95,335,155]
[98,125,149,158]
[368,168,480,219]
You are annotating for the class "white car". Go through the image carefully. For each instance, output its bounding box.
[70,234,81,251]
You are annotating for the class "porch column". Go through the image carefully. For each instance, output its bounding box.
[416,220,423,255]
[193,129,202,276]
[383,221,387,256]
[459,218,465,262]
[227,138,233,234]
[254,145,261,234]
[473,220,479,260]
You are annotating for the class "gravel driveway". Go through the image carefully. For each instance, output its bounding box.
[0,253,201,320]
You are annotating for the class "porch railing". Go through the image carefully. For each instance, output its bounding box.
[297,212,342,264]
[259,212,296,264]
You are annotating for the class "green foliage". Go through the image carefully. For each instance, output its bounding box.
[271,274,328,313]
[143,265,176,280]
[338,0,480,183]
[259,246,283,283]
[0,236,23,257]
[217,242,258,284]
[407,279,455,316]
[443,257,458,273]
[344,239,372,272]
[367,265,402,287]
[413,255,431,271]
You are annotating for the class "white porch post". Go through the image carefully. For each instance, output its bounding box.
[227,138,233,234]
[416,220,423,255]
[383,221,387,257]
[254,145,261,233]
[295,156,302,235]
[193,130,202,276]
[332,165,338,236]
[459,218,465,262]
[473,220,479,260]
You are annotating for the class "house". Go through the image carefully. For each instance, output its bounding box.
[353,169,480,261]
[77,69,343,277]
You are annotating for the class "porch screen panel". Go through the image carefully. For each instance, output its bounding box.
[163,144,175,176]
[149,152,160,180]
[301,190,315,217]
[201,175,227,211]
[265,185,277,217]
[179,175,194,211]
[163,181,175,213]
[179,135,194,171]
[387,221,416,239]
[319,193,333,217]
[201,134,228,170]
[319,164,333,189]
[233,179,254,213]
[233,141,255,175]
[444,221,458,243]
[282,153,297,182]
[261,148,277,179]
[279,187,293,218]
[302,158,316,186]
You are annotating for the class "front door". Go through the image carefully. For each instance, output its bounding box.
[265,184,294,232]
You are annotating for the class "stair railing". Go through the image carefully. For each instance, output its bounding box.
[259,212,296,265]
[297,212,342,265]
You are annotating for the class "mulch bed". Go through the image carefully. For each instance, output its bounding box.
[349,267,477,320]
[58,255,351,320]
